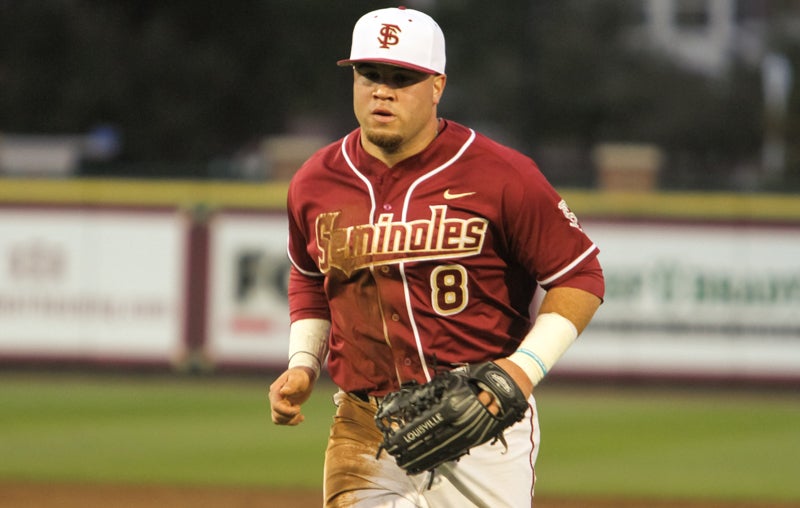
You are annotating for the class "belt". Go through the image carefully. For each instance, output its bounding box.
[350,390,383,405]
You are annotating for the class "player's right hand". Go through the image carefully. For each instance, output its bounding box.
[269,366,315,426]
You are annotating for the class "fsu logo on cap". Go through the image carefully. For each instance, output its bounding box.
[378,23,401,49]
[337,7,446,75]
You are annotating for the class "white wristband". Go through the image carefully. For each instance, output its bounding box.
[287,318,331,380]
[508,312,578,386]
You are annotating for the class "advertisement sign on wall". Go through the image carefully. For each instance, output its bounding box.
[205,213,292,367]
[562,221,800,379]
[0,208,186,362]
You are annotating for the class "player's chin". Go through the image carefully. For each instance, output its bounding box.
[364,130,403,152]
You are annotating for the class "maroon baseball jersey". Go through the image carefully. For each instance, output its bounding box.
[287,120,603,395]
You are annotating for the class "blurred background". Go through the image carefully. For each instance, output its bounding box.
[3,0,798,382]
[1,0,799,190]
[1,1,799,506]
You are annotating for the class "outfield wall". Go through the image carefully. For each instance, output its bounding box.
[0,178,798,383]
[562,219,800,382]
[0,206,187,364]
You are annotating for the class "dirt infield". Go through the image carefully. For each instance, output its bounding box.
[0,483,795,508]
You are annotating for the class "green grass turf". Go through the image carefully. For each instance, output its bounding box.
[533,384,800,503]
[0,372,798,503]
[0,372,335,488]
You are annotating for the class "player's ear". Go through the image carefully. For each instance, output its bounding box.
[432,73,446,105]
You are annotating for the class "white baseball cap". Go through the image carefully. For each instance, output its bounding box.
[337,7,446,75]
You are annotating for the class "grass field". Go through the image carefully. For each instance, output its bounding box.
[0,371,798,505]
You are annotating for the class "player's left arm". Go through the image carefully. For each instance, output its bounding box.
[537,285,602,334]
[496,253,603,404]
[484,249,604,410]
[494,285,600,396]
[494,166,605,400]
[535,253,606,335]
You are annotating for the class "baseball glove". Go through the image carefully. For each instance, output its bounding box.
[375,361,529,475]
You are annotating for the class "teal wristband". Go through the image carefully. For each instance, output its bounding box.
[516,348,548,376]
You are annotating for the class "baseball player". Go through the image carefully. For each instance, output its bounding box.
[269,7,604,508]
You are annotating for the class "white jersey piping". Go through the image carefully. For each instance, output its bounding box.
[536,243,598,286]
[341,133,377,224]
[287,246,324,277]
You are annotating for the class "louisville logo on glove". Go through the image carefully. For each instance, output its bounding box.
[374,361,529,475]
